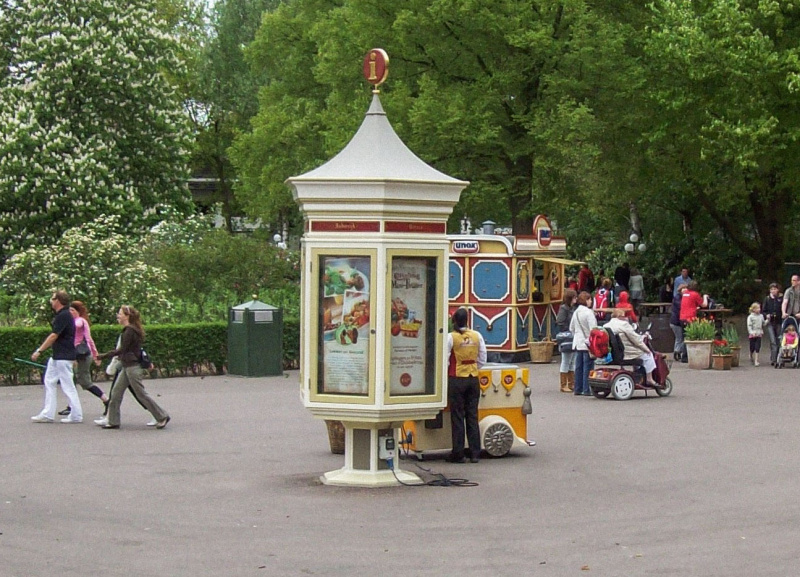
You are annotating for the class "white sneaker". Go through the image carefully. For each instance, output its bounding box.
[60,418,82,424]
[146,419,157,427]
[755,359,760,367]
[31,414,54,423]
[94,417,109,426]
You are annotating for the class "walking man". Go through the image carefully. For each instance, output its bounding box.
[31,290,83,423]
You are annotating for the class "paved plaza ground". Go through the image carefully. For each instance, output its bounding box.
[1,352,799,576]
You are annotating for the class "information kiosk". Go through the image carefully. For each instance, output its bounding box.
[287,49,468,487]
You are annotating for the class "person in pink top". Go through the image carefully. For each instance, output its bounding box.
[57,301,109,417]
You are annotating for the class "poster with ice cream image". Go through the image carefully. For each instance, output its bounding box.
[389,257,433,396]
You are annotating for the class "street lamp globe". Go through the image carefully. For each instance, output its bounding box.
[638,243,647,252]
[629,233,639,244]
[624,242,635,253]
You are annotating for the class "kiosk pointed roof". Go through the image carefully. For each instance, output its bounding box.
[291,94,465,184]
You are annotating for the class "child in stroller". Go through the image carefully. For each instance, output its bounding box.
[776,318,799,368]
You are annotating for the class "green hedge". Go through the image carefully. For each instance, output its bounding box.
[0,317,300,385]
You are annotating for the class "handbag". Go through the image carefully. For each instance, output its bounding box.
[75,339,90,358]
[105,356,121,376]
[139,349,152,370]
[555,331,574,353]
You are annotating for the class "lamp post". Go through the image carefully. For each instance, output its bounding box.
[624,232,646,255]
[273,233,287,250]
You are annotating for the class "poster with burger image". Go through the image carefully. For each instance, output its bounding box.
[320,256,371,395]
[389,258,429,396]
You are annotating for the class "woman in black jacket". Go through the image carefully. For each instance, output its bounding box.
[96,305,169,430]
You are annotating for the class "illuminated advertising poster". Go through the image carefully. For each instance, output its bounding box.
[544,261,562,302]
[319,256,371,395]
[390,257,435,396]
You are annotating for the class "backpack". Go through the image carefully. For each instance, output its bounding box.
[588,327,609,359]
[607,327,625,364]
[593,289,609,320]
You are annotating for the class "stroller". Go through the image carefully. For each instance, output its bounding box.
[776,317,800,369]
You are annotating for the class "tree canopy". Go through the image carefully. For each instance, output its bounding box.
[0,0,194,261]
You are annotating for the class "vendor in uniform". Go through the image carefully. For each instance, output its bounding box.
[446,308,487,464]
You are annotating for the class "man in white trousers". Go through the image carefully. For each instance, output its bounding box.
[30,290,83,423]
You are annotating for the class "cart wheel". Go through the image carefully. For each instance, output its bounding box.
[482,421,515,457]
[656,377,673,397]
[611,373,635,400]
[592,387,610,399]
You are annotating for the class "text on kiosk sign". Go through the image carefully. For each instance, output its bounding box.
[453,240,480,254]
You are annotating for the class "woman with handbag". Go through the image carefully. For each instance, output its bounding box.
[569,291,598,396]
[94,305,169,430]
[555,289,577,392]
[57,301,109,417]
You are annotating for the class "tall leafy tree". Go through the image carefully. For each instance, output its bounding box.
[188,0,278,230]
[232,0,638,235]
[0,0,194,261]
[642,0,800,282]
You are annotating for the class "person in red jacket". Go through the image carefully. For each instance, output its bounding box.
[616,291,638,323]
[679,281,709,323]
[577,264,595,293]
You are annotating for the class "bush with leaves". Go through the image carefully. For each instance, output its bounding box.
[0,215,171,325]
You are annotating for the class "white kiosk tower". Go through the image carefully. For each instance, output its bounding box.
[287,49,468,487]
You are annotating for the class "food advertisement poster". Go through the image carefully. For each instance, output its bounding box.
[319,256,371,395]
[543,261,561,302]
[389,257,433,396]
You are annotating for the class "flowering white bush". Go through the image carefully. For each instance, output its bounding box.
[0,0,193,261]
[0,215,171,324]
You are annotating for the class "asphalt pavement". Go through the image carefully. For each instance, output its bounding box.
[1,351,799,576]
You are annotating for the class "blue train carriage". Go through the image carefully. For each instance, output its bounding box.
[448,215,582,363]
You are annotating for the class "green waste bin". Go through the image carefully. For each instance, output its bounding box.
[227,299,283,377]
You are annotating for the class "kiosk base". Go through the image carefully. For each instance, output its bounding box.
[320,424,424,487]
[320,467,422,487]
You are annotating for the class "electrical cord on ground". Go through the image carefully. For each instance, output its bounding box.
[386,457,479,488]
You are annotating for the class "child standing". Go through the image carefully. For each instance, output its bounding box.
[747,302,764,366]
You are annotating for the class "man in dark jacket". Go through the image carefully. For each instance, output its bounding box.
[614,262,630,292]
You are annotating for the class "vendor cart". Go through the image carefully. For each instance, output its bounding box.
[402,364,535,459]
[448,215,582,362]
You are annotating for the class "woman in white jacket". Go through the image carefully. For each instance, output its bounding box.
[569,291,597,396]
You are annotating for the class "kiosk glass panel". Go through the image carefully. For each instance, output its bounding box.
[389,256,437,396]
[317,256,371,395]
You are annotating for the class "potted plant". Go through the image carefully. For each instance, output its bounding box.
[711,338,733,370]
[684,318,716,369]
[722,324,741,367]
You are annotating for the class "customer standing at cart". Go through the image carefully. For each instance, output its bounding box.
[570,291,597,396]
[762,283,783,365]
[446,308,486,463]
[556,289,577,393]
